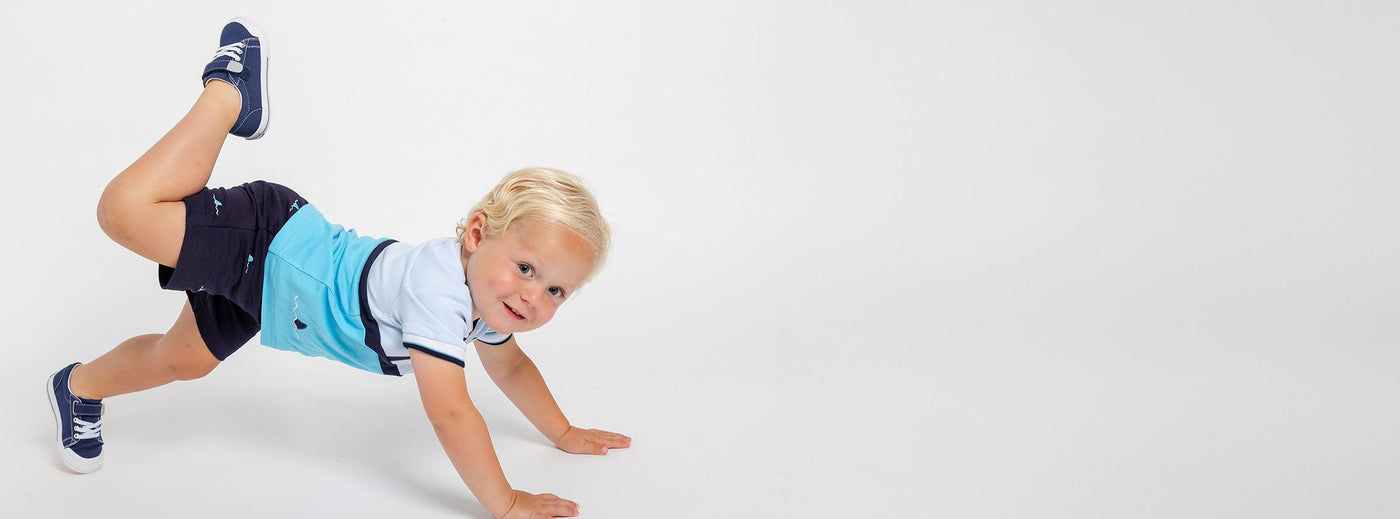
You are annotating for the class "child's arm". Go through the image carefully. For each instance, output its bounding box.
[409,349,580,518]
[474,337,632,454]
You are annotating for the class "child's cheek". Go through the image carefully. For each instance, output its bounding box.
[487,268,515,294]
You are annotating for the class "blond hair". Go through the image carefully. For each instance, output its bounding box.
[456,167,611,281]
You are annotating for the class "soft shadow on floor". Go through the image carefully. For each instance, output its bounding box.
[116,383,499,518]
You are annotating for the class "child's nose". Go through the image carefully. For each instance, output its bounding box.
[520,286,542,306]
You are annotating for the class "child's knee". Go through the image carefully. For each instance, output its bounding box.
[95,193,129,242]
[159,336,219,381]
[169,354,218,381]
[96,185,145,244]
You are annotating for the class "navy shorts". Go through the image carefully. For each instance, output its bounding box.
[158,181,308,360]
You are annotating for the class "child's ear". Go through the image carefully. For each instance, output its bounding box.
[462,212,488,253]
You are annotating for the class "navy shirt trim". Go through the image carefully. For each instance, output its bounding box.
[359,239,400,376]
[404,343,466,368]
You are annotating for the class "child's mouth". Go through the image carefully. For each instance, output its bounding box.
[504,302,525,320]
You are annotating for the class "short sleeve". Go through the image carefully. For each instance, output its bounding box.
[396,246,475,367]
[398,286,472,367]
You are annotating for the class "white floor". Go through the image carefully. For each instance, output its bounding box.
[3,2,1399,517]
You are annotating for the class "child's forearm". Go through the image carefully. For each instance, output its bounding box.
[427,406,516,517]
[410,349,517,517]
[475,342,632,458]
[491,355,571,444]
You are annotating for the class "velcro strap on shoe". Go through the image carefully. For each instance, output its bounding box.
[72,401,104,417]
[203,60,244,79]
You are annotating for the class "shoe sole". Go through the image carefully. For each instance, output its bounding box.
[230,16,271,140]
[46,372,103,474]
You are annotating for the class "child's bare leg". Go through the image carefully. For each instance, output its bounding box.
[96,81,241,267]
[70,83,238,399]
[71,81,240,398]
[49,18,268,474]
[68,303,218,400]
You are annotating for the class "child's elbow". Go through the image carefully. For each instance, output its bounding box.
[426,409,461,431]
[423,401,478,431]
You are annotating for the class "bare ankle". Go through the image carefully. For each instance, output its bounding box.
[67,364,100,401]
[202,79,243,124]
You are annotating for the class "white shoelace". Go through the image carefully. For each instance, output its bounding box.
[213,42,246,61]
[73,417,103,440]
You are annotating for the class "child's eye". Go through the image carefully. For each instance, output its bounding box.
[518,263,533,276]
[548,287,564,297]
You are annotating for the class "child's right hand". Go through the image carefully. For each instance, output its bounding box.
[502,490,580,518]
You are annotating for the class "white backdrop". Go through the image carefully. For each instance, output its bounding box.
[2,1,1397,517]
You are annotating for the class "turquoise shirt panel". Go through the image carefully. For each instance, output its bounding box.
[259,204,389,374]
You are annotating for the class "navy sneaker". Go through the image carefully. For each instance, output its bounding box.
[203,17,270,139]
[47,362,105,473]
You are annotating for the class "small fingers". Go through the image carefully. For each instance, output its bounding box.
[538,494,580,517]
[584,429,631,447]
[561,428,632,454]
[600,431,632,449]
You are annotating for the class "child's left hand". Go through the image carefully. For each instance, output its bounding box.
[554,426,631,455]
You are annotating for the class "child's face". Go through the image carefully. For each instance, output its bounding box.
[461,215,594,336]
